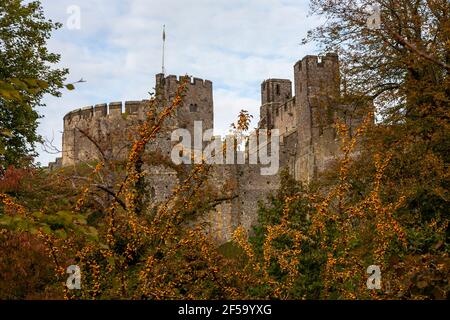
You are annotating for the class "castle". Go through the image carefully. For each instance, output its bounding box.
[48,53,365,243]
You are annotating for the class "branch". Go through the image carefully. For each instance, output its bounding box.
[208,194,239,208]
[76,127,107,162]
[369,82,401,99]
[94,184,127,210]
[391,31,450,72]
[41,131,62,155]
[69,175,127,210]
[178,194,239,223]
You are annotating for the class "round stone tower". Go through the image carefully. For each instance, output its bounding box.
[62,74,214,166]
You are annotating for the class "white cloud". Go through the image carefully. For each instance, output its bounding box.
[37,0,321,165]
[213,88,261,137]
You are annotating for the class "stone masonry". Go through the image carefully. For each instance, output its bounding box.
[49,53,365,243]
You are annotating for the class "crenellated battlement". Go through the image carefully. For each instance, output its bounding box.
[294,52,339,71]
[156,73,212,88]
[51,53,370,244]
[61,53,354,183]
[63,100,151,124]
[62,71,215,168]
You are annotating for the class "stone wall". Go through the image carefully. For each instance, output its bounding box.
[62,74,214,166]
[62,100,150,166]
[200,163,279,243]
[259,53,366,183]
[156,73,214,133]
[293,53,341,183]
[55,54,367,244]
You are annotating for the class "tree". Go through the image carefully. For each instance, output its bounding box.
[0,0,68,171]
[298,0,450,298]
[304,0,450,225]
[304,0,449,113]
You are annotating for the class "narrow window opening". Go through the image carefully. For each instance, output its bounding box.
[189,104,198,112]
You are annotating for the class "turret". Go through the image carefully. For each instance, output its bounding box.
[259,79,292,129]
[261,79,292,105]
[294,53,340,106]
[155,74,214,133]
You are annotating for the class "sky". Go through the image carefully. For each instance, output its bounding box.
[36,0,322,166]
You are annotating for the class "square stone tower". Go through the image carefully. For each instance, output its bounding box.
[259,79,292,130]
[258,53,343,183]
[294,53,340,182]
[155,73,214,135]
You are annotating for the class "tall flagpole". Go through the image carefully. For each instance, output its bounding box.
[162,25,166,75]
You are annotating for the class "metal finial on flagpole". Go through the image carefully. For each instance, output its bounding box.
[162,25,166,75]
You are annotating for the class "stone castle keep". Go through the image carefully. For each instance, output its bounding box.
[50,53,364,243]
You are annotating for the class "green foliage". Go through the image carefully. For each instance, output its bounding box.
[1,0,449,301]
[0,0,69,170]
[0,78,48,100]
[248,169,326,299]
[0,211,98,241]
[0,168,99,241]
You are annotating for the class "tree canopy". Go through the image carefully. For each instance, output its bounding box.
[0,0,68,171]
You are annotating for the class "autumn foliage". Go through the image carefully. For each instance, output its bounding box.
[1,0,449,300]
